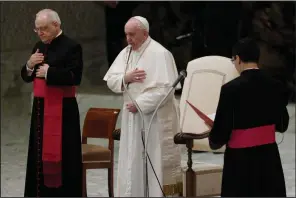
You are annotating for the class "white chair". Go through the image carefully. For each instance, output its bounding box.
[179,55,239,152]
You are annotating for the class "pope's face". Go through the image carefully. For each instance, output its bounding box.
[124,20,147,50]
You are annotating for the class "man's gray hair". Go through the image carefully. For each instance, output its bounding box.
[36,9,61,25]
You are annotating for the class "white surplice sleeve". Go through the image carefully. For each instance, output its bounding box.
[135,50,181,114]
[103,49,127,93]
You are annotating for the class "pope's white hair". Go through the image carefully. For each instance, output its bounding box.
[36,9,61,25]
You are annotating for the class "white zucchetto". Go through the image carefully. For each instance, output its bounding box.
[132,16,149,32]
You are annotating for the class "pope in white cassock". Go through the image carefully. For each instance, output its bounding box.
[103,16,183,197]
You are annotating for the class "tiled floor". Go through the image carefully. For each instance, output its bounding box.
[1,87,295,197]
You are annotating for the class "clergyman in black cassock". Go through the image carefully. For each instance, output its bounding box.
[20,9,83,197]
[208,38,290,197]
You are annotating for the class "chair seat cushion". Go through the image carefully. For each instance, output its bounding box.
[82,144,111,162]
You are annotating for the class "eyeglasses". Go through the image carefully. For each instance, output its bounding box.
[33,26,49,33]
[231,57,236,64]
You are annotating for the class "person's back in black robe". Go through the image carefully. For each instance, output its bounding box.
[21,33,83,197]
[209,69,290,197]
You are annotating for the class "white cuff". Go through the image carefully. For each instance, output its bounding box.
[45,69,48,79]
[26,63,34,72]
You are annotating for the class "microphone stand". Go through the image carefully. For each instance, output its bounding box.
[122,75,149,197]
[122,80,169,198]
[145,72,186,154]
[121,48,184,197]
[144,84,182,197]
[145,86,175,152]
[144,72,186,195]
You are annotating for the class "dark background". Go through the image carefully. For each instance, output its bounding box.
[104,1,295,101]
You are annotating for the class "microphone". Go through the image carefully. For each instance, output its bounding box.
[172,70,187,88]
[176,33,193,40]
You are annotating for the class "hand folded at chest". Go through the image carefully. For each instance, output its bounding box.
[124,68,146,84]
[36,64,49,78]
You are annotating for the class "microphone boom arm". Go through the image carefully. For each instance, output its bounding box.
[145,70,187,175]
[145,86,175,150]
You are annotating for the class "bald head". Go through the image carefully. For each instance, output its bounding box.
[34,9,61,44]
[124,16,149,50]
[36,9,61,25]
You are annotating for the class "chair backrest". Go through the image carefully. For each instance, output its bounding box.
[82,108,121,145]
[180,55,239,134]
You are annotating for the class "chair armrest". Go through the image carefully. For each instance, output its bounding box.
[174,132,210,145]
[112,128,121,140]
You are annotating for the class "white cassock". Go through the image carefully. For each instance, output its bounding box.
[103,36,182,197]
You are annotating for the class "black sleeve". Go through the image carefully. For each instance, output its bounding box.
[275,108,289,133]
[20,45,37,83]
[208,85,234,150]
[275,85,290,133]
[46,44,83,86]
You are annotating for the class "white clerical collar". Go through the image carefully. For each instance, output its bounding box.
[244,67,259,71]
[134,36,151,53]
[56,30,62,38]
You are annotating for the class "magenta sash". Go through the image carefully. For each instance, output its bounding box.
[228,124,276,148]
[33,78,76,187]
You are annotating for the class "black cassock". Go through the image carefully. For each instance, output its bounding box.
[21,33,83,197]
[209,69,290,197]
